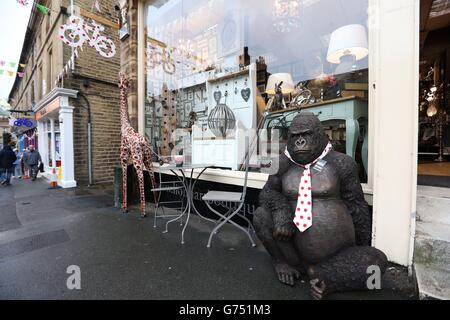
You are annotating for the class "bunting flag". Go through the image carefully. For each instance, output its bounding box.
[0,70,4,75]
[0,60,26,67]
[92,0,101,12]
[17,72,25,78]
[17,0,29,6]
[7,71,14,77]
[35,3,50,14]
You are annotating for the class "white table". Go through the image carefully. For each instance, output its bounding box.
[154,163,216,244]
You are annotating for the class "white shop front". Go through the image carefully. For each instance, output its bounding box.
[33,88,77,188]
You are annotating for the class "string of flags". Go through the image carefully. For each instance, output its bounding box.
[54,47,80,86]
[17,0,101,15]
[0,60,27,78]
[0,61,26,69]
[17,0,56,15]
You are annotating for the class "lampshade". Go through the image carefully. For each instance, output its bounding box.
[266,73,295,95]
[426,103,438,117]
[326,24,368,64]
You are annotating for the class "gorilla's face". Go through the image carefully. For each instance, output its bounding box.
[287,113,329,165]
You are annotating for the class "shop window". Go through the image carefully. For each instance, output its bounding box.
[417,4,450,188]
[38,64,43,99]
[143,0,370,182]
[47,47,53,92]
[31,82,35,105]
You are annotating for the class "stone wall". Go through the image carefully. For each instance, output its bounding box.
[63,0,121,184]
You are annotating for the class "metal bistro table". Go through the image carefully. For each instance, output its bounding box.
[154,163,216,244]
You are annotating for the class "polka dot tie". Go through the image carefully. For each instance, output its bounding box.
[284,142,332,232]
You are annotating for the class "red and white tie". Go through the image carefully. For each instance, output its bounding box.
[284,142,332,232]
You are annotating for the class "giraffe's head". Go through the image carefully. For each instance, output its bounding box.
[118,72,130,91]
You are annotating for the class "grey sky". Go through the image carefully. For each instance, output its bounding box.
[0,1,32,104]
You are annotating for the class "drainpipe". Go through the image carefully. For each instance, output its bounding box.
[77,91,93,187]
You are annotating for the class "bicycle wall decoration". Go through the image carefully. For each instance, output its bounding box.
[13,118,34,127]
[59,15,116,58]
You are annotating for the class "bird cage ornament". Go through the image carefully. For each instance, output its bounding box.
[208,90,236,138]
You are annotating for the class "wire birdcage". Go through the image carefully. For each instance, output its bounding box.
[208,99,236,138]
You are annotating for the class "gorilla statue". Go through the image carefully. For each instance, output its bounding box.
[253,112,388,299]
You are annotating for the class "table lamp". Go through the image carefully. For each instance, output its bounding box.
[326,24,368,74]
[266,73,295,95]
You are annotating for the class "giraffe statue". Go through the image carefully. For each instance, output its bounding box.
[118,72,157,218]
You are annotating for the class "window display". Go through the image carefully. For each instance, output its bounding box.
[144,0,369,179]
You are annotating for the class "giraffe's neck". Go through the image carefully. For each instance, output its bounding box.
[120,86,132,132]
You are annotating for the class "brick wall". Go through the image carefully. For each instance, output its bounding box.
[63,0,122,184]
[9,0,123,185]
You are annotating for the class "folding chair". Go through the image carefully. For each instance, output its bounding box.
[202,138,256,247]
[151,166,186,228]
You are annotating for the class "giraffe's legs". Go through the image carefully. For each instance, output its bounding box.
[120,145,129,213]
[131,148,146,218]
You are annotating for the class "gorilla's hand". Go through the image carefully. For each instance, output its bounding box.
[273,223,296,241]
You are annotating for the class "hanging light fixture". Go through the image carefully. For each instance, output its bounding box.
[272,0,302,33]
[426,102,438,117]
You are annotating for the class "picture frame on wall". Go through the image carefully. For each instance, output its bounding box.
[179,89,187,101]
[185,102,192,114]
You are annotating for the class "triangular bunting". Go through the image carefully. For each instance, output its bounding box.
[35,3,50,14]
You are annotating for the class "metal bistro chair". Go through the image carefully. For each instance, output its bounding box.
[151,162,186,228]
[202,138,256,248]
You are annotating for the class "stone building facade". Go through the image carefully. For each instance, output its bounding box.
[8,0,122,185]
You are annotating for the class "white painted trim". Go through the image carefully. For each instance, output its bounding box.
[33,87,78,112]
[370,0,419,267]
[34,88,77,189]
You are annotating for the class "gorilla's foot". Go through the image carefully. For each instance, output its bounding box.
[310,278,327,300]
[274,262,300,286]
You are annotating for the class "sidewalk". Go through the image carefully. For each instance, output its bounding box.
[0,177,414,299]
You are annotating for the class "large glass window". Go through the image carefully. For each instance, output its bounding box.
[144,0,369,181]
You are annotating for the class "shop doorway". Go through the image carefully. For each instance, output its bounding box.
[418,0,450,188]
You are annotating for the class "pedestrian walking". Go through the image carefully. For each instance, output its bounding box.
[13,148,23,178]
[0,141,17,186]
[23,144,42,181]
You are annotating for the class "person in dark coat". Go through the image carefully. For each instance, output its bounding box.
[0,141,17,186]
[23,144,42,181]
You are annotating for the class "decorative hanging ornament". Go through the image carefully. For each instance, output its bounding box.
[208,91,236,138]
[59,15,116,58]
[241,88,251,102]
